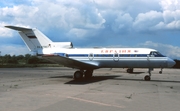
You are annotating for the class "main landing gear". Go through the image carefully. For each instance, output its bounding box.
[126,68,134,73]
[73,70,93,80]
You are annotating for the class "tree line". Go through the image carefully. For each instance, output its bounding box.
[0,54,53,65]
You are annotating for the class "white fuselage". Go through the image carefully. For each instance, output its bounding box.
[40,48,174,69]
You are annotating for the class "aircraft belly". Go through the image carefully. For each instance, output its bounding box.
[98,60,148,68]
[44,56,168,69]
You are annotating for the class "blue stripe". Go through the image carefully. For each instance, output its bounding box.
[62,54,148,57]
[69,54,88,57]
[55,53,165,57]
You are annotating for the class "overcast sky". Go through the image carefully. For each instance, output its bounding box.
[0,0,180,59]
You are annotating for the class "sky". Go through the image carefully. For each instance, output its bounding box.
[0,0,180,59]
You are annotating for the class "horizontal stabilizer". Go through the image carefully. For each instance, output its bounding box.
[5,26,32,31]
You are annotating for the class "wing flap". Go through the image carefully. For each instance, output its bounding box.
[42,55,99,69]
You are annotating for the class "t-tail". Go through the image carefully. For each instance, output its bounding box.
[5,26,73,54]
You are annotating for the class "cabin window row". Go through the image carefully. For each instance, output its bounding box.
[68,54,147,57]
[93,54,146,57]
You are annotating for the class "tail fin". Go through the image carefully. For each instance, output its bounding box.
[5,26,52,52]
[5,26,73,53]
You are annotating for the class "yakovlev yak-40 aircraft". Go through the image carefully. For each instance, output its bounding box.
[5,26,175,81]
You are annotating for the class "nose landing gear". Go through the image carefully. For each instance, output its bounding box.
[159,68,163,74]
[144,68,153,81]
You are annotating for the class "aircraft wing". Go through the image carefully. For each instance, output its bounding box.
[42,55,99,69]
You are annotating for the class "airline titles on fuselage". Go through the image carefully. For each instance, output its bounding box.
[100,49,137,53]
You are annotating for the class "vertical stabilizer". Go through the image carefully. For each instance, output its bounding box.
[5,26,52,52]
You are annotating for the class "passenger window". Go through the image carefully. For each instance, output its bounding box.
[89,53,93,57]
[114,53,118,57]
[65,54,69,57]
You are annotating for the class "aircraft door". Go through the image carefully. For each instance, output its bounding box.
[88,53,94,61]
[113,53,119,62]
[147,54,152,67]
[147,52,155,67]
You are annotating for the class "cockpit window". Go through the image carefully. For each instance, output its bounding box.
[149,51,165,57]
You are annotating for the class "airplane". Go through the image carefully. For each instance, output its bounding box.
[5,26,176,81]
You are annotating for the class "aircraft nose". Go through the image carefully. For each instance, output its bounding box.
[167,58,176,67]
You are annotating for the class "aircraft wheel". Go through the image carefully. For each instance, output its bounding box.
[84,70,93,79]
[127,68,133,73]
[159,71,162,74]
[74,71,83,80]
[144,75,151,81]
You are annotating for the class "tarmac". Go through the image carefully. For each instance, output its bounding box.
[0,67,180,111]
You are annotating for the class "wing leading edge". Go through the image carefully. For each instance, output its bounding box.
[42,55,99,69]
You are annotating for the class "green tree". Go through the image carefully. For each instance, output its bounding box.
[27,56,40,64]
[3,55,18,64]
[25,54,31,63]
[3,54,11,63]
[16,55,24,60]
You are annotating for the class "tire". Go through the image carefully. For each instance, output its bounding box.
[84,70,93,79]
[74,71,83,80]
[127,68,133,73]
[144,75,151,81]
